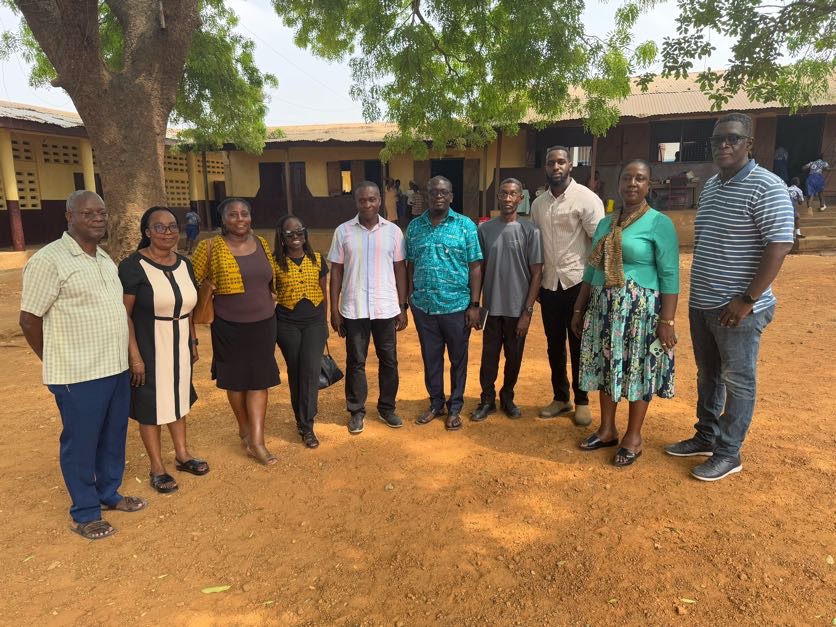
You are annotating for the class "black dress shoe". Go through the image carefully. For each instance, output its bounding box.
[415,407,445,425]
[302,431,320,449]
[501,402,522,419]
[348,412,365,434]
[470,402,497,422]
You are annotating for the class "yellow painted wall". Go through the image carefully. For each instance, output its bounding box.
[9,131,83,205]
[227,147,385,198]
[225,136,529,199]
[388,153,413,186]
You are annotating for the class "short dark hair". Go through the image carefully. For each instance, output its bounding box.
[427,175,453,191]
[714,112,753,137]
[545,145,570,160]
[353,181,380,199]
[499,177,523,192]
[790,176,801,186]
[620,159,653,178]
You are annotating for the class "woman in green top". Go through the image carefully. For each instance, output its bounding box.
[570,160,679,467]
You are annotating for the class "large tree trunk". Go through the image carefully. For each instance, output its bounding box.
[76,87,169,259]
[15,0,200,260]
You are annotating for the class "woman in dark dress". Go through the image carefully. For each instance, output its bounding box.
[119,207,209,493]
[192,198,282,465]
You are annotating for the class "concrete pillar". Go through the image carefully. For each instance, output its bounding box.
[79,138,96,192]
[0,129,24,251]
[186,152,200,203]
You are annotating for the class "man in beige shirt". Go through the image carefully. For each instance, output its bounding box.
[530,146,604,426]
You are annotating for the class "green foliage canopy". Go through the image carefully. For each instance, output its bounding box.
[0,0,276,154]
[273,0,659,157]
[638,0,835,111]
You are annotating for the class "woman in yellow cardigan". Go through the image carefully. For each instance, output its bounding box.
[274,214,329,449]
[192,198,282,465]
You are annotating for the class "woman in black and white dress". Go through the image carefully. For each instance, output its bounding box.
[119,206,209,493]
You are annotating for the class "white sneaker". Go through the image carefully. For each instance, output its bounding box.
[819,205,827,212]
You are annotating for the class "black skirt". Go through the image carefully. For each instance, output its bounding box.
[211,315,280,391]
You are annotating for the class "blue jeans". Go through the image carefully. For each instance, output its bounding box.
[48,372,130,523]
[689,306,774,458]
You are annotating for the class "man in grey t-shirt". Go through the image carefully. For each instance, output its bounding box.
[472,178,543,421]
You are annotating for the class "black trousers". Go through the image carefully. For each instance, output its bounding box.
[276,317,328,434]
[540,284,588,406]
[344,316,399,417]
[479,315,527,405]
[411,306,471,415]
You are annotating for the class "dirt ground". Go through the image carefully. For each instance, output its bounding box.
[0,253,833,626]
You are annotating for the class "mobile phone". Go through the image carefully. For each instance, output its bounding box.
[649,337,665,358]
[479,307,489,330]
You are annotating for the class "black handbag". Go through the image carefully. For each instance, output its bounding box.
[319,342,344,389]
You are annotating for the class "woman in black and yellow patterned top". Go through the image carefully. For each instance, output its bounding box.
[192,198,282,465]
[274,215,329,449]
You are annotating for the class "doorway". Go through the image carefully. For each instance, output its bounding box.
[430,158,464,213]
[775,114,825,181]
[255,162,288,228]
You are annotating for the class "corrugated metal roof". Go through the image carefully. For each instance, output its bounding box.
[266,122,399,143]
[0,72,832,144]
[614,74,836,118]
[0,100,83,128]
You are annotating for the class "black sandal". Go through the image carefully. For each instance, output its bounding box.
[149,473,179,493]
[175,458,210,476]
[70,519,116,540]
[613,447,642,467]
[579,434,619,451]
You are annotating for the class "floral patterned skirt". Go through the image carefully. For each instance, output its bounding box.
[579,279,675,402]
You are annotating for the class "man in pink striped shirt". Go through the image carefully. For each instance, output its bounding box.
[328,181,409,435]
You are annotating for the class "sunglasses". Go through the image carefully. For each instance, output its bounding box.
[282,228,307,238]
[709,134,750,148]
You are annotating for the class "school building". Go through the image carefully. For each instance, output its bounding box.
[2,74,834,250]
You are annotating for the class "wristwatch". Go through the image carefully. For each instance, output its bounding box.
[524,305,534,315]
[400,303,409,312]
[190,337,199,346]
[741,292,757,305]
[469,301,480,309]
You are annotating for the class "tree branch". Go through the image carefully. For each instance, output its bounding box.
[410,0,461,76]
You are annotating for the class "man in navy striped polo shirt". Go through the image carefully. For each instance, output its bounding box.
[665,112,794,481]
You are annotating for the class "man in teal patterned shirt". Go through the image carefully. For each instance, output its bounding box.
[406,176,482,431]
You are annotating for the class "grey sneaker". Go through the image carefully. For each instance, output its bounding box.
[664,437,714,457]
[539,400,573,418]
[690,455,742,482]
[379,413,403,429]
[348,412,365,434]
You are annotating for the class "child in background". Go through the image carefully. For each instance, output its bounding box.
[787,178,805,242]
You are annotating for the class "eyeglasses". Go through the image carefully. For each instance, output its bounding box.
[709,134,750,147]
[150,223,180,234]
[77,210,108,220]
[428,189,452,197]
[497,191,520,198]
[282,228,306,238]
